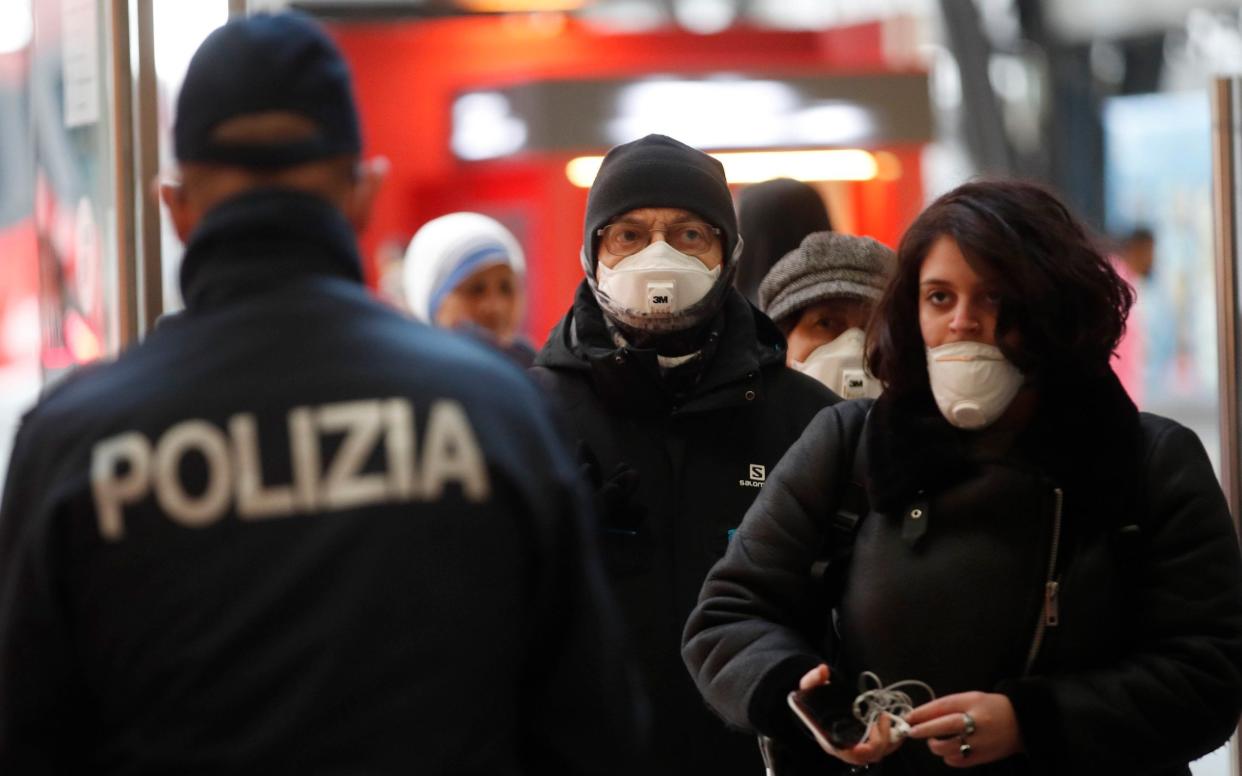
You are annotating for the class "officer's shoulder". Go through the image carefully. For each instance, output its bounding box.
[12,356,130,449]
[32,350,131,410]
[400,326,546,411]
[402,324,525,377]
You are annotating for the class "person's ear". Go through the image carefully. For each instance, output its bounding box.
[158,179,196,242]
[343,156,388,234]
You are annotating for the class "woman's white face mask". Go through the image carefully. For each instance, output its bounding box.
[595,240,720,317]
[926,341,1023,429]
[792,328,882,399]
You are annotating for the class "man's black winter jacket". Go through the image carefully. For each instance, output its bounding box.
[0,190,643,776]
[531,282,836,775]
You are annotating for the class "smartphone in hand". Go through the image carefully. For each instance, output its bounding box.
[787,681,868,750]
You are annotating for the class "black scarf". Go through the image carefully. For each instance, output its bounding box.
[865,369,1145,538]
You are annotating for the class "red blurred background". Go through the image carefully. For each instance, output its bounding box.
[331,15,926,342]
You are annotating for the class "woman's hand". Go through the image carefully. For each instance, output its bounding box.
[796,664,906,767]
[907,691,1023,767]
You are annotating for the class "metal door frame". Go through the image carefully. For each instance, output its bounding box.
[1211,75,1242,776]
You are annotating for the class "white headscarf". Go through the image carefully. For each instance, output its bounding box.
[403,212,525,323]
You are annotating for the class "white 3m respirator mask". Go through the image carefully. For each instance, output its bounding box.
[793,328,882,399]
[595,241,720,316]
[926,341,1024,429]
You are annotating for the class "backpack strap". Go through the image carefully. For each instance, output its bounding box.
[758,401,873,776]
[810,400,872,600]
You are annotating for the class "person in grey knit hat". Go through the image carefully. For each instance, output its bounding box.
[758,230,894,398]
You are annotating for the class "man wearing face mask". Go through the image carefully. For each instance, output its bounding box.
[758,231,893,399]
[531,134,837,775]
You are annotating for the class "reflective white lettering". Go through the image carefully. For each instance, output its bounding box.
[421,400,490,502]
[91,432,152,541]
[230,413,295,519]
[383,398,417,500]
[153,420,233,528]
[288,406,320,511]
[318,400,387,509]
[90,396,492,540]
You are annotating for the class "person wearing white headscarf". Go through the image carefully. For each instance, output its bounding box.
[404,212,535,366]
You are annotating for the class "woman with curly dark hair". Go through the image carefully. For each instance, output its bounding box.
[682,179,1242,775]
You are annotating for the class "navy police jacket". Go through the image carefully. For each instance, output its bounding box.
[0,189,644,776]
[531,282,836,776]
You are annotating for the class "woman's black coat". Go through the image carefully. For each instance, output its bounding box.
[683,374,1242,775]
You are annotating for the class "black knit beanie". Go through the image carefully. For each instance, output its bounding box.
[582,134,739,271]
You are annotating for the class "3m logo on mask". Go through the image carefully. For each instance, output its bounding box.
[842,370,869,398]
[647,281,674,312]
[792,329,882,399]
[90,397,491,541]
[739,463,766,489]
[595,243,718,318]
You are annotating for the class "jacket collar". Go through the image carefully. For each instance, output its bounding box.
[179,187,364,312]
[535,280,787,415]
[865,368,1143,531]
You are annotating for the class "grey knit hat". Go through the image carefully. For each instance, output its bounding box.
[758,231,894,327]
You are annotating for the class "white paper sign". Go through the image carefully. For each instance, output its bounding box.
[61,0,100,128]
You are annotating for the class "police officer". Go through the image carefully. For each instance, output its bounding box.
[530,134,837,775]
[0,13,642,775]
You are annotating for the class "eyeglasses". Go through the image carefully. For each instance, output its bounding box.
[596,221,721,258]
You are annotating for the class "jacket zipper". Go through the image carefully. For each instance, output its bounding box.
[1022,486,1063,675]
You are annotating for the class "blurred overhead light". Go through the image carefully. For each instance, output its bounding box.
[874,151,903,181]
[452,92,528,160]
[0,0,33,55]
[715,149,880,183]
[608,79,878,149]
[566,149,880,187]
[791,103,875,145]
[578,0,666,32]
[609,79,799,148]
[500,10,569,35]
[673,0,735,34]
[459,0,586,11]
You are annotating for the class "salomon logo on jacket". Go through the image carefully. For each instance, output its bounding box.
[739,464,766,488]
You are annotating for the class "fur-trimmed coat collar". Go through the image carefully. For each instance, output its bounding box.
[864,370,1144,533]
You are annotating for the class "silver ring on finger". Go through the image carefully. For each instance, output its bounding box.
[959,741,973,759]
[961,711,976,738]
